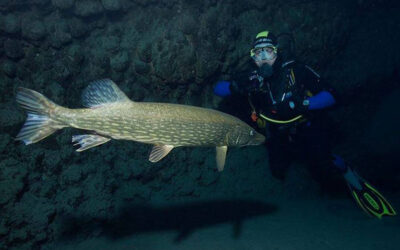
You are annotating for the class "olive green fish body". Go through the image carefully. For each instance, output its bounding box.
[59,101,250,147]
[16,79,265,171]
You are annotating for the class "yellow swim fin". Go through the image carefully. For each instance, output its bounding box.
[345,169,396,219]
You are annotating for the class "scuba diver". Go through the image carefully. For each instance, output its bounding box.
[214,30,396,219]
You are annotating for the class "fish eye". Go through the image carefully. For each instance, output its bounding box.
[250,130,255,136]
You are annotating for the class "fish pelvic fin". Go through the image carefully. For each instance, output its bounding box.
[149,145,174,163]
[216,146,228,171]
[72,134,111,152]
[15,88,65,145]
[82,79,131,108]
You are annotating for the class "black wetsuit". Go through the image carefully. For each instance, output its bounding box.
[231,59,340,186]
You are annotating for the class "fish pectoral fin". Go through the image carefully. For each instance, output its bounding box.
[149,145,174,163]
[216,146,228,172]
[72,134,111,152]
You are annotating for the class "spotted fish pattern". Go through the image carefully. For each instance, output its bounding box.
[16,79,265,170]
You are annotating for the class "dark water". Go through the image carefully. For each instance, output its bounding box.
[0,1,399,249]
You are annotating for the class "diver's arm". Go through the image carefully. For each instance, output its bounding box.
[302,65,337,110]
[214,80,233,97]
[306,90,336,110]
[214,80,254,98]
[214,71,259,97]
[275,65,337,114]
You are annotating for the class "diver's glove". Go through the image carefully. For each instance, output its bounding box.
[307,91,336,110]
[213,80,251,97]
[214,80,232,97]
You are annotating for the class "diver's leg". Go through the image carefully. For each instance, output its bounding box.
[296,121,395,217]
[296,122,345,192]
[266,133,292,180]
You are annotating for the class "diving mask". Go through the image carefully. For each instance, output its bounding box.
[252,46,277,62]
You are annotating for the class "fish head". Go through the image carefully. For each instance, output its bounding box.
[227,124,265,146]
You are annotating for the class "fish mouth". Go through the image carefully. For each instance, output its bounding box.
[250,134,266,145]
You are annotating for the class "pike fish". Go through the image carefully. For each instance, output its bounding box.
[15,79,265,171]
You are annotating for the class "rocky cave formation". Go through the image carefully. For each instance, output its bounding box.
[0,0,399,248]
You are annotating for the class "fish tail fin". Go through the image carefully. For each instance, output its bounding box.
[15,87,65,145]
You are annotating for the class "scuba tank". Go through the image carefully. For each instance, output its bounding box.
[276,32,296,62]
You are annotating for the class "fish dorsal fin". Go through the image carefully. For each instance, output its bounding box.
[149,145,174,163]
[216,146,228,172]
[82,79,130,108]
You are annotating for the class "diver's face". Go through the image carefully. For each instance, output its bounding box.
[253,47,277,67]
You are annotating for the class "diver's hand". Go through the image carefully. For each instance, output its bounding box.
[214,81,232,97]
[246,70,263,92]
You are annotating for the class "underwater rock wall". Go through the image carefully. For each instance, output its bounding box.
[0,0,399,249]
[322,6,400,189]
[0,1,353,102]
